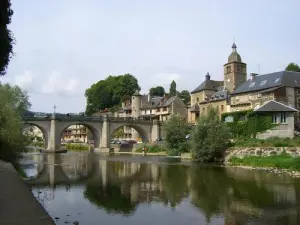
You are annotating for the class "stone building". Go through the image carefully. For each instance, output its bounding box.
[61,124,93,143]
[189,42,247,124]
[118,91,188,140]
[188,42,300,138]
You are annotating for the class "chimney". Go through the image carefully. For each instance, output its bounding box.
[205,72,211,81]
[250,73,258,81]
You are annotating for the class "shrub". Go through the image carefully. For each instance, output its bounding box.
[191,107,230,162]
[64,143,90,151]
[162,114,190,155]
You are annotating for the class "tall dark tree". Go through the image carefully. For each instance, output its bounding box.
[285,63,300,72]
[0,0,14,76]
[85,74,140,115]
[149,86,165,97]
[177,90,191,104]
[169,80,177,97]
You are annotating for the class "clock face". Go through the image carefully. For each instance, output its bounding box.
[227,78,230,82]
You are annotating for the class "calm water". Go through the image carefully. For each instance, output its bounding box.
[20,152,300,225]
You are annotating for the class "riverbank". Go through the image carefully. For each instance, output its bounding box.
[0,160,54,225]
[226,154,300,178]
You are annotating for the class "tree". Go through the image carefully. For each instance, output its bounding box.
[149,86,165,97]
[0,0,14,76]
[177,90,191,104]
[0,83,31,165]
[0,83,31,114]
[169,80,177,97]
[85,74,140,115]
[285,63,300,72]
[191,107,230,162]
[162,114,190,155]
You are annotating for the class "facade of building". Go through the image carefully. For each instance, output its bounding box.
[188,42,300,138]
[189,43,247,124]
[61,124,93,143]
[117,91,188,140]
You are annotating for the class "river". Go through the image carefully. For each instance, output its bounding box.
[20,151,300,225]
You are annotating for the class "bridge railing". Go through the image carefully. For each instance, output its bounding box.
[108,116,153,123]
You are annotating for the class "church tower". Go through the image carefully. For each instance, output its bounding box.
[224,43,247,92]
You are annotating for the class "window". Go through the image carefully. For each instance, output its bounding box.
[156,108,160,112]
[280,112,286,123]
[196,97,199,102]
[272,113,277,123]
[132,97,134,99]
[249,82,255,88]
[260,80,267,86]
[221,105,224,111]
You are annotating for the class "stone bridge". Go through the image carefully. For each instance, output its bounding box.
[22,114,161,152]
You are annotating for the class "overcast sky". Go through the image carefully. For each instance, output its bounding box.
[1,0,300,113]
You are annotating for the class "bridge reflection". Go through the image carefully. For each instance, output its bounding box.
[23,154,300,224]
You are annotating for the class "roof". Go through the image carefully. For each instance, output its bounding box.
[141,95,180,109]
[191,79,223,94]
[190,103,200,112]
[232,71,300,95]
[254,100,298,112]
[133,90,141,96]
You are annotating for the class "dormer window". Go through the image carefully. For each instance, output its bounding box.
[260,80,267,86]
[274,78,280,83]
[249,82,255,88]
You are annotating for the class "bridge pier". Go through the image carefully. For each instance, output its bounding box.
[47,116,61,151]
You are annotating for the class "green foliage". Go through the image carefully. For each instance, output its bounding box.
[85,74,140,115]
[177,90,191,104]
[222,110,276,139]
[135,144,167,153]
[63,143,90,151]
[112,127,124,138]
[162,114,190,155]
[233,137,300,147]
[169,80,177,97]
[0,83,31,165]
[191,107,230,162]
[0,0,14,76]
[229,153,300,171]
[149,86,165,97]
[285,63,300,72]
[30,141,45,148]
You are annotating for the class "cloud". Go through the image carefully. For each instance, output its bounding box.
[13,70,34,90]
[40,71,80,96]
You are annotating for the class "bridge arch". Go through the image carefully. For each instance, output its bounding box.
[58,121,102,149]
[22,122,49,149]
[109,123,150,143]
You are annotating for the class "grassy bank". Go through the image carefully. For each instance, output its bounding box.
[229,153,300,171]
[135,144,167,153]
[232,137,300,147]
[63,143,90,151]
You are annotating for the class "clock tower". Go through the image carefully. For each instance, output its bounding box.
[224,43,247,92]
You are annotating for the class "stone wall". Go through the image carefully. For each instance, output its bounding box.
[225,147,300,161]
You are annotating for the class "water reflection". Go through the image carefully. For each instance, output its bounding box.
[21,153,300,225]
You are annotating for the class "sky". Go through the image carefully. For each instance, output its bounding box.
[1,0,300,113]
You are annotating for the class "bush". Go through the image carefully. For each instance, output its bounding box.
[30,141,45,147]
[64,143,90,151]
[162,114,190,155]
[191,107,230,162]
[232,137,300,147]
[135,144,167,153]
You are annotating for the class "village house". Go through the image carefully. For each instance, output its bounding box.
[118,91,188,140]
[188,42,300,139]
